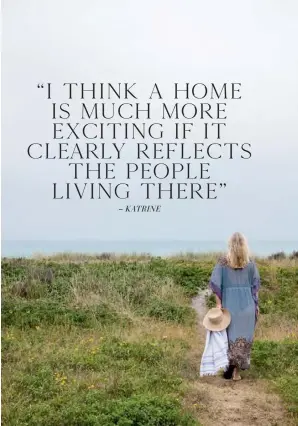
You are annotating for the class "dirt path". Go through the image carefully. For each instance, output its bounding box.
[191,290,289,426]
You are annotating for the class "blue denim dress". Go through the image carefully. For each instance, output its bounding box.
[209,257,260,370]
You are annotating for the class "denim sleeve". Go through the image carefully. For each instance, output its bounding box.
[209,263,222,301]
[251,262,261,308]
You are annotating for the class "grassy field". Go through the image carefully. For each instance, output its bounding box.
[1,254,298,425]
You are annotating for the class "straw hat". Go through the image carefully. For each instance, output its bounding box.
[203,307,231,331]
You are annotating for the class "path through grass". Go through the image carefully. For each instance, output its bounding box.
[1,255,298,425]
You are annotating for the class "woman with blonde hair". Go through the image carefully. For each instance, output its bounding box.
[209,232,260,380]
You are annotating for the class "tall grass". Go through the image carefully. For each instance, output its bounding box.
[2,255,298,424]
[2,258,203,425]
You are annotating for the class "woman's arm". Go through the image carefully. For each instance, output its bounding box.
[209,262,223,308]
[215,294,222,309]
[255,291,259,317]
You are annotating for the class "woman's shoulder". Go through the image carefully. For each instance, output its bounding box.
[216,255,254,269]
[248,258,257,268]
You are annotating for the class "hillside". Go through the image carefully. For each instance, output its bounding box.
[1,254,298,425]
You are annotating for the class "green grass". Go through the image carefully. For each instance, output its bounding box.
[250,340,298,417]
[2,258,202,425]
[2,255,298,424]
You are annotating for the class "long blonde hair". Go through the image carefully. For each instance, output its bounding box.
[227,232,250,268]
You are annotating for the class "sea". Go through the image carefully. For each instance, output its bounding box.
[1,240,298,258]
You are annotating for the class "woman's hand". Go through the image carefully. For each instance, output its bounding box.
[215,294,222,309]
[256,306,260,317]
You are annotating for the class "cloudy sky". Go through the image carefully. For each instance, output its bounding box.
[2,0,298,243]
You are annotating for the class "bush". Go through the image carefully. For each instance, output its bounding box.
[2,299,121,329]
[267,251,286,260]
[147,298,195,324]
[172,265,209,295]
[205,292,216,308]
[250,340,298,417]
[251,340,298,379]
[17,394,198,426]
[258,266,298,319]
[106,395,198,426]
[275,376,298,416]
[290,251,298,260]
[10,280,48,299]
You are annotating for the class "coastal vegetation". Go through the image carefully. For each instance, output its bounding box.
[1,253,298,425]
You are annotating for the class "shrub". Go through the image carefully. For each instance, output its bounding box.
[10,280,47,299]
[267,251,286,260]
[251,340,298,379]
[17,394,198,426]
[147,298,195,324]
[205,292,216,308]
[275,376,298,416]
[2,299,121,329]
[251,340,298,417]
[290,251,298,260]
[105,394,198,426]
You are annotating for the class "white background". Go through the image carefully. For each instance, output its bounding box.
[2,0,298,241]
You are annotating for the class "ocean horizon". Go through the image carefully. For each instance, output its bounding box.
[2,240,298,258]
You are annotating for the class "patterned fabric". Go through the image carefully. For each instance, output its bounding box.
[228,336,252,370]
[200,329,229,376]
[209,257,260,371]
[252,277,261,310]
